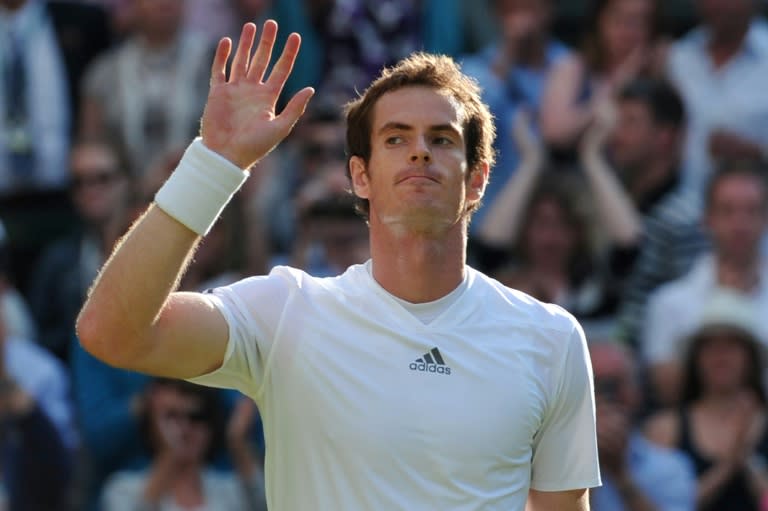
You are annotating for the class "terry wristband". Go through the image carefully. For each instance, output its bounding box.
[154,137,249,236]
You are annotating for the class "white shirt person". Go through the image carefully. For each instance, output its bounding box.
[77,21,600,511]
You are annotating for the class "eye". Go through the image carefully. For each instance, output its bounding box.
[385,135,404,145]
[433,136,454,145]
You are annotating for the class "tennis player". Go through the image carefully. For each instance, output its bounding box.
[77,21,601,510]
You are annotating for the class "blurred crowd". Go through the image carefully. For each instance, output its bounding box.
[1,0,768,509]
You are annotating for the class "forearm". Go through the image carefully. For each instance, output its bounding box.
[77,204,199,361]
[581,148,642,246]
[477,154,543,246]
[696,460,739,506]
[614,476,659,511]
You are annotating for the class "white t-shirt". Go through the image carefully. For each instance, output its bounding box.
[189,261,601,510]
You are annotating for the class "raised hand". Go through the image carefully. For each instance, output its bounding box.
[201,21,315,169]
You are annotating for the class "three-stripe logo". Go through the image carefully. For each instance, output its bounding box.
[409,347,451,375]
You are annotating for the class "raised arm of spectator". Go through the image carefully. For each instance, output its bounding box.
[579,101,643,247]
[76,21,314,379]
[539,55,596,148]
[477,109,546,247]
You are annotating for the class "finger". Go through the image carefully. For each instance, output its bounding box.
[210,37,232,86]
[230,23,257,82]
[265,32,301,95]
[276,86,315,134]
[247,19,278,82]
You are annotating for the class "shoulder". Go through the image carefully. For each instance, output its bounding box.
[470,268,581,336]
[642,409,681,450]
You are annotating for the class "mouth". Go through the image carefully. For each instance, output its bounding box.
[396,174,440,185]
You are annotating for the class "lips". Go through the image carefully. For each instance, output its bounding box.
[395,169,440,184]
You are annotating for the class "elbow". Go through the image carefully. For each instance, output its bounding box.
[76,305,135,369]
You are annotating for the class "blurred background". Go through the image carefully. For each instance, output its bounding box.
[2,0,768,509]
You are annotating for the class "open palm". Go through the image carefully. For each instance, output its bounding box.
[201,21,314,169]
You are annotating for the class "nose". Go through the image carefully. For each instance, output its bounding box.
[410,137,431,163]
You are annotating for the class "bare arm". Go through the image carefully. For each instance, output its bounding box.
[579,102,643,247]
[477,109,545,246]
[526,488,590,511]
[539,55,595,148]
[76,22,314,378]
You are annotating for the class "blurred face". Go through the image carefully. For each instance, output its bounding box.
[523,197,577,268]
[134,0,183,37]
[696,333,751,393]
[590,345,638,409]
[150,386,211,465]
[599,0,654,62]
[695,0,754,33]
[70,145,128,226]
[610,99,657,172]
[706,174,768,264]
[350,86,487,236]
[496,0,552,44]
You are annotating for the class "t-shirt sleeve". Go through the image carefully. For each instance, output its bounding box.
[530,322,601,491]
[186,270,295,398]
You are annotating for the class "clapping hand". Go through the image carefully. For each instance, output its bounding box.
[201,21,315,169]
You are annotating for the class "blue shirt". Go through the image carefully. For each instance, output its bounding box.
[592,432,696,511]
[460,41,570,232]
[667,19,768,197]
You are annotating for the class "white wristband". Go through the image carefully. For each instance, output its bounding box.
[155,137,249,236]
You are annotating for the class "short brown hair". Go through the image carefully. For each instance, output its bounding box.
[344,52,496,219]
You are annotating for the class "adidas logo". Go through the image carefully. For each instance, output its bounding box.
[409,347,451,375]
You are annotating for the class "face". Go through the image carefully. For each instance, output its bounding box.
[590,344,638,409]
[523,197,577,268]
[496,0,552,44]
[350,86,487,236]
[149,386,211,464]
[135,0,183,36]
[706,174,768,264]
[695,0,754,32]
[610,99,657,173]
[696,333,751,393]
[599,0,654,62]
[70,145,128,225]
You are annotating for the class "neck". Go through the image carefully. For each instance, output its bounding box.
[717,253,761,291]
[709,22,751,66]
[140,28,178,50]
[628,158,676,204]
[368,219,467,303]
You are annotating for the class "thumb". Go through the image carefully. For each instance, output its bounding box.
[277,87,315,134]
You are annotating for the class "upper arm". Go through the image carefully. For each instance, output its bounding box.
[139,291,231,379]
[527,488,590,511]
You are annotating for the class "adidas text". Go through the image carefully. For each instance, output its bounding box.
[409,362,451,375]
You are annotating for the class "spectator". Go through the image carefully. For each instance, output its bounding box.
[590,340,696,511]
[645,291,768,511]
[666,0,768,198]
[643,160,768,405]
[460,0,571,235]
[28,138,131,362]
[101,378,266,511]
[0,234,77,509]
[581,78,709,344]
[0,0,70,194]
[79,0,213,176]
[477,110,616,324]
[540,0,666,162]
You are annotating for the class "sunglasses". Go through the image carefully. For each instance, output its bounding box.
[163,409,208,424]
[71,170,120,189]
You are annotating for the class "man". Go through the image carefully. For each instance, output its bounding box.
[666,0,768,197]
[643,160,768,405]
[77,21,600,510]
[461,0,569,245]
[581,78,709,345]
[590,341,695,511]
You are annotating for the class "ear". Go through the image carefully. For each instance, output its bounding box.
[466,161,490,205]
[349,156,370,199]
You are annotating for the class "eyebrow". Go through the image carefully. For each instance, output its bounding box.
[377,122,462,136]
